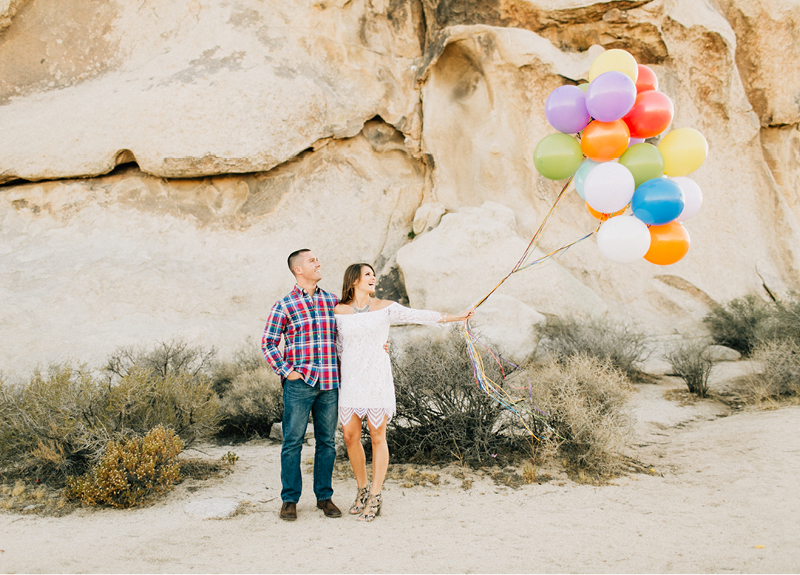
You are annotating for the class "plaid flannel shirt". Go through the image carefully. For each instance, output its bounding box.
[261,285,340,390]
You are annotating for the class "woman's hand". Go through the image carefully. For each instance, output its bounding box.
[445,308,475,322]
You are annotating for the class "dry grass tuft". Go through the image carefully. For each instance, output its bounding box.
[524,355,634,474]
[740,339,800,404]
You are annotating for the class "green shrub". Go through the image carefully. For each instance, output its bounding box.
[387,330,532,466]
[524,355,634,473]
[64,425,183,508]
[664,339,717,397]
[742,339,800,402]
[537,316,648,381]
[703,294,775,355]
[217,367,283,437]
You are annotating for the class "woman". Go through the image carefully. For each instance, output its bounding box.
[334,263,474,522]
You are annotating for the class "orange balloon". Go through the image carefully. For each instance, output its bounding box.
[644,221,690,265]
[586,202,626,221]
[581,119,630,161]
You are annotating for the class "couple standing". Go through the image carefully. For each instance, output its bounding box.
[261,249,473,522]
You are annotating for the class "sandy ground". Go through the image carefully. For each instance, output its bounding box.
[1,369,799,574]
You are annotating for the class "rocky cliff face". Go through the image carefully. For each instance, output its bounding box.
[1,0,798,374]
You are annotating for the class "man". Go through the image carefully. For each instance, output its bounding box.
[262,249,342,521]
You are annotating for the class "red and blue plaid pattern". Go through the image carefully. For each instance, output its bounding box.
[261,285,340,390]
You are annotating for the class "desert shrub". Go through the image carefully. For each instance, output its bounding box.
[105,338,216,380]
[217,367,283,437]
[104,366,221,443]
[524,355,634,472]
[741,339,800,403]
[64,425,183,508]
[0,364,219,486]
[703,294,775,355]
[0,366,112,484]
[664,339,717,397]
[211,345,283,438]
[388,330,531,466]
[209,344,267,396]
[538,316,648,381]
[761,292,800,344]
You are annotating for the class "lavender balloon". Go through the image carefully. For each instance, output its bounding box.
[585,71,637,122]
[545,85,591,134]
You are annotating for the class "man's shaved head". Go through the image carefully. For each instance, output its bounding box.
[288,249,311,276]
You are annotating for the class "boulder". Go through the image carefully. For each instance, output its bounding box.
[0,0,424,182]
[0,126,424,375]
[396,201,607,318]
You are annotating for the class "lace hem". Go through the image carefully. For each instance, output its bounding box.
[339,406,394,428]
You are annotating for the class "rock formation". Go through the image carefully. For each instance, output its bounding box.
[1,0,799,374]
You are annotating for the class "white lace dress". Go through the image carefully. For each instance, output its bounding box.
[336,302,442,428]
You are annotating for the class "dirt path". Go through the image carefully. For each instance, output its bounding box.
[1,376,799,573]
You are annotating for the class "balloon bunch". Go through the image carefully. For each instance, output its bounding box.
[533,48,707,265]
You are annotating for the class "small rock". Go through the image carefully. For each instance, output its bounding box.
[269,422,282,441]
[706,345,742,362]
[184,498,239,519]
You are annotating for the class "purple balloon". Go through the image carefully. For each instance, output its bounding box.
[628,137,646,147]
[585,71,637,122]
[545,85,591,134]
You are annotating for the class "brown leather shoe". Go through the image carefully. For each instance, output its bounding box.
[316,499,342,518]
[280,501,297,521]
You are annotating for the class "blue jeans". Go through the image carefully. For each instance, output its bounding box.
[280,378,338,503]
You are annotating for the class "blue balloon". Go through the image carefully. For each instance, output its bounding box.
[574,159,601,200]
[631,178,685,225]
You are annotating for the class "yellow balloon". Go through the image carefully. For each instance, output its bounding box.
[658,128,708,177]
[588,49,639,83]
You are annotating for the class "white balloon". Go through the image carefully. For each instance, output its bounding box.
[597,215,651,264]
[584,162,635,214]
[671,176,703,222]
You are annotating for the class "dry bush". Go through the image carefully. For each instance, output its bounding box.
[388,330,532,466]
[105,338,216,380]
[211,345,284,438]
[538,316,648,381]
[64,425,183,508]
[0,364,219,486]
[104,367,221,443]
[217,367,283,437]
[524,355,634,473]
[664,339,717,397]
[741,339,800,403]
[703,294,775,356]
[0,366,112,484]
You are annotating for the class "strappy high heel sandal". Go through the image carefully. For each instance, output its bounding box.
[349,485,370,515]
[357,493,382,522]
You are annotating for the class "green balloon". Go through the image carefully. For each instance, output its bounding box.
[577,82,589,93]
[618,143,665,189]
[534,133,583,180]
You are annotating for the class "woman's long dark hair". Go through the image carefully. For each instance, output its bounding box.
[340,263,375,305]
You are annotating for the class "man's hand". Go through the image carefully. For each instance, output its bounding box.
[384,341,390,354]
[287,371,303,380]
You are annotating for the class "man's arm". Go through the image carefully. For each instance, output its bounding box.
[261,302,294,378]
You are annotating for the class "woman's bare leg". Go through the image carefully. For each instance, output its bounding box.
[342,414,368,489]
[367,416,389,494]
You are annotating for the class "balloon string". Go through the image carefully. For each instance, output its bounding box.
[462,171,596,442]
[473,174,575,310]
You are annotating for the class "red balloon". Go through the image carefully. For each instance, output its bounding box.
[623,90,674,139]
[636,65,658,93]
